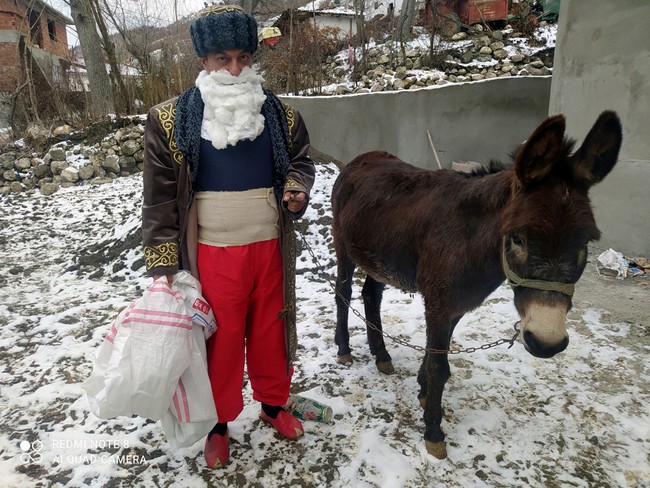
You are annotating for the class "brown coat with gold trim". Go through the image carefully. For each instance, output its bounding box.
[141,95,315,369]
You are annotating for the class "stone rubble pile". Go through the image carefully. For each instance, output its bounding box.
[321,25,553,94]
[0,122,145,196]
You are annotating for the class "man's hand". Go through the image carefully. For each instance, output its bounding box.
[283,191,307,213]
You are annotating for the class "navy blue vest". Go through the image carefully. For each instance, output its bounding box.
[195,125,274,192]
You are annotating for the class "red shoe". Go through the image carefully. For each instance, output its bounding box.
[204,431,229,469]
[260,409,304,439]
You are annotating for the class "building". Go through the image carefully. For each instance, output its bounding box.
[0,0,72,127]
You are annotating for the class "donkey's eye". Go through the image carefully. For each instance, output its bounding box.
[510,235,525,248]
[577,245,588,267]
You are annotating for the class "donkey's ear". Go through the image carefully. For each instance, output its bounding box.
[514,114,566,188]
[569,111,622,188]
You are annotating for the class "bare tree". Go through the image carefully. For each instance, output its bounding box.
[70,0,116,117]
[87,0,131,114]
[400,0,418,39]
[353,0,367,77]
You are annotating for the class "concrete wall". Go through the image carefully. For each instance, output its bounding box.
[282,76,552,171]
[313,14,356,38]
[549,0,650,256]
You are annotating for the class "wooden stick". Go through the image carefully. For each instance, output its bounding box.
[427,130,443,170]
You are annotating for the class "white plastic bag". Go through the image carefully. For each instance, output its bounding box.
[160,324,218,447]
[83,278,195,420]
[173,271,217,339]
[597,248,629,279]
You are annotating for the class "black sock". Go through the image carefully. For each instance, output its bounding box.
[262,403,282,419]
[208,422,227,439]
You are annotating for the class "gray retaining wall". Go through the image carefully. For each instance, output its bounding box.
[282,76,552,171]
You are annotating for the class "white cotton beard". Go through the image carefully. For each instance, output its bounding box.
[196,66,267,149]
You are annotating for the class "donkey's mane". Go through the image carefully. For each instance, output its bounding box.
[468,160,510,177]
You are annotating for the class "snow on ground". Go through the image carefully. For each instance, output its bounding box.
[0,159,648,487]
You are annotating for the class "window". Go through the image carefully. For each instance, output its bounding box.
[48,20,57,41]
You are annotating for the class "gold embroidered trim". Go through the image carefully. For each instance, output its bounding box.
[282,103,295,151]
[284,177,302,191]
[198,5,245,17]
[155,103,183,165]
[144,242,179,270]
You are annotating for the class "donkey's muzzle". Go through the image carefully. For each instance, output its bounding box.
[523,330,569,358]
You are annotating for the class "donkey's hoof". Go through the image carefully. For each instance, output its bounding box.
[337,353,353,365]
[418,396,426,409]
[376,361,394,375]
[425,440,447,459]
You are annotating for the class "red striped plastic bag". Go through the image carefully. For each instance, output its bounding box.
[172,271,217,339]
[83,277,194,421]
[160,322,218,447]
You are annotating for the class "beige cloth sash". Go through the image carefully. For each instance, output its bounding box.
[196,187,279,247]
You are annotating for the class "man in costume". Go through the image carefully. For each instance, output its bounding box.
[142,5,315,468]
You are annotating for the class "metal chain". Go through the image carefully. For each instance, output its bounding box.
[296,229,520,355]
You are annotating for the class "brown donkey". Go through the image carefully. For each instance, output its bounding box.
[331,111,622,459]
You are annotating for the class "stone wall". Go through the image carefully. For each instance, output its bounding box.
[311,24,555,96]
[0,121,145,196]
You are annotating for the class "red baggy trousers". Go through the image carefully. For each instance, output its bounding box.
[198,238,292,422]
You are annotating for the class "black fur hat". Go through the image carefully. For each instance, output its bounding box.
[190,5,258,57]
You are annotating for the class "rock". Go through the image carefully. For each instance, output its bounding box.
[2,156,15,170]
[25,124,50,141]
[78,164,96,180]
[511,53,524,63]
[3,170,17,181]
[48,147,67,161]
[33,164,52,179]
[120,140,140,157]
[50,160,69,175]
[21,176,36,189]
[102,155,120,174]
[114,129,126,143]
[395,68,408,80]
[9,181,21,193]
[90,177,115,185]
[61,167,79,183]
[40,182,60,196]
[52,124,72,137]
[15,158,32,171]
[460,51,475,63]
